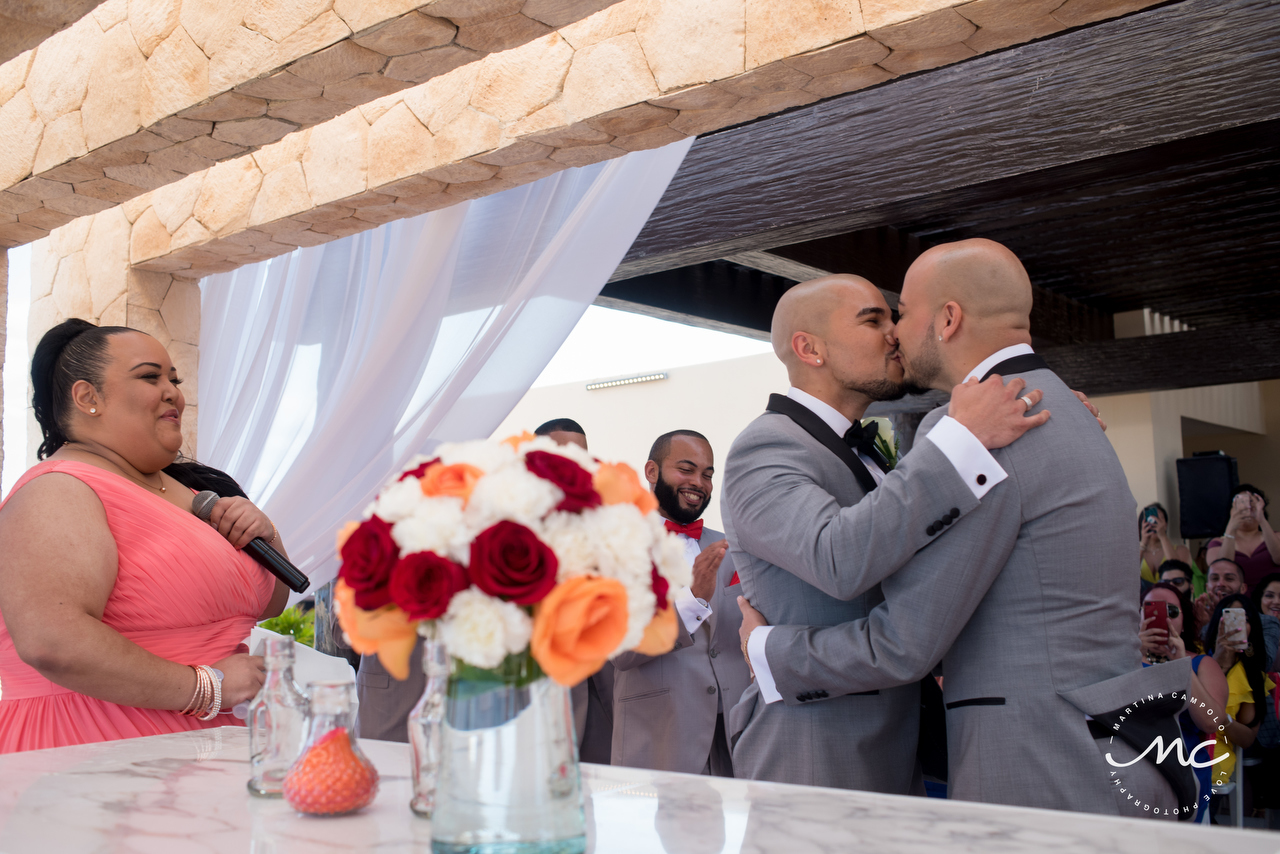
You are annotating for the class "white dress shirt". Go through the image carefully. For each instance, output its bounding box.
[671,533,713,634]
[749,382,1012,704]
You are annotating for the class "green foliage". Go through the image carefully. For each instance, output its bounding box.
[448,649,546,699]
[259,606,315,647]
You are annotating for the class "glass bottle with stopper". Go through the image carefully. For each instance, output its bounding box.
[247,636,309,797]
[283,681,379,815]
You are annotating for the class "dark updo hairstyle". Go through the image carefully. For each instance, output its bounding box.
[31,318,133,460]
[30,318,251,499]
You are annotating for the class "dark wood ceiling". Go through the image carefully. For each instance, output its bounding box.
[601,0,1280,394]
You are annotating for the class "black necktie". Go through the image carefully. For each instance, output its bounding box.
[843,421,891,474]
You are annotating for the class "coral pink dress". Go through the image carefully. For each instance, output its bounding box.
[0,460,276,753]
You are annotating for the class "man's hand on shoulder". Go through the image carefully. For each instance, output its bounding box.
[690,539,728,601]
[948,375,1050,450]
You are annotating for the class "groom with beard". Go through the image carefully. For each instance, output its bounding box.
[609,430,751,776]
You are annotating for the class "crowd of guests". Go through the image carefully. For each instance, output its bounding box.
[1138,487,1280,824]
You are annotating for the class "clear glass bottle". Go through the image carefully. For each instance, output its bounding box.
[283,681,379,816]
[408,624,449,817]
[430,653,586,854]
[247,636,309,797]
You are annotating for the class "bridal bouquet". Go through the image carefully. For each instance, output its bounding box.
[332,432,692,685]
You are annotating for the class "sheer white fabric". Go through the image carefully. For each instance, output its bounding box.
[197,139,693,592]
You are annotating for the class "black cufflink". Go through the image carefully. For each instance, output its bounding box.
[976,474,987,486]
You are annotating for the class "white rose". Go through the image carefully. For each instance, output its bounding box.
[437,439,516,473]
[373,477,425,523]
[541,511,599,580]
[860,416,895,447]
[465,466,560,531]
[582,504,654,584]
[439,588,533,670]
[613,576,656,655]
[650,523,693,590]
[391,496,468,561]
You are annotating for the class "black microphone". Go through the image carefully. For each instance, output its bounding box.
[192,491,311,594]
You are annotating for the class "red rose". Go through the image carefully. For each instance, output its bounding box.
[469,521,559,605]
[390,552,468,620]
[399,457,440,481]
[525,451,602,514]
[339,516,399,610]
[650,564,670,612]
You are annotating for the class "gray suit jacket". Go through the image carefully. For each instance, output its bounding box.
[722,404,983,792]
[763,366,1192,815]
[610,527,751,774]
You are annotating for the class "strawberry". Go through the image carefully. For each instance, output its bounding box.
[283,728,379,815]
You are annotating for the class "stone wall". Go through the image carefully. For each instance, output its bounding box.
[0,0,624,247]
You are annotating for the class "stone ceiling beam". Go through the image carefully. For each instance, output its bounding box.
[0,0,627,246]
[56,0,1172,280]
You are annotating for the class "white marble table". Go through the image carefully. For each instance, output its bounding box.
[0,727,1273,853]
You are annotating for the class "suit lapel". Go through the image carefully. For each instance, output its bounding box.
[765,394,878,494]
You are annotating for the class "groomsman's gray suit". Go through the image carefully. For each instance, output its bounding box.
[760,358,1195,816]
[610,527,751,775]
[722,397,988,792]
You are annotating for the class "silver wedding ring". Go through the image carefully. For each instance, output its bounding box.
[1020,395,1034,411]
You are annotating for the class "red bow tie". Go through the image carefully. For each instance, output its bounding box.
[665,518,704,540]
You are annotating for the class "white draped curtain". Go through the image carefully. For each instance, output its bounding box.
[197,139,692,592]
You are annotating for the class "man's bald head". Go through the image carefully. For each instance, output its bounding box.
[771,275,880,370]
[905,238,1032,331]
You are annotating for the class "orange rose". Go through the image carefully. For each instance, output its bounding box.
[531,576,628,686]
[334,579,419,680]
[501,431,536,451]
[592,462,658,516]
[420,462,484,504]
[632,606,678,657]
[335,520,360,553]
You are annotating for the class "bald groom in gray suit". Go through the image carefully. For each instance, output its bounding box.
[741,239,1196,818]
[722,273,1049,792]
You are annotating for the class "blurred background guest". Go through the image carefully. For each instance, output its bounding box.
[1156,560,1196,600]
[532,418,614,765]
[1203,594,1274,808]
[1139,580,1226,823]
[1207,485,1280,590]
[1139,503,1194,592]
[0,320,285,753]
[1194,559,1248,638]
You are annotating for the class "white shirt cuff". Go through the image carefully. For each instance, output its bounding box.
[748,626,782,704]
[923,415,1007,499]
[673,586,713,636]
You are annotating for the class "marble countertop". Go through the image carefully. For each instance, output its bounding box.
[0,727,1273,853]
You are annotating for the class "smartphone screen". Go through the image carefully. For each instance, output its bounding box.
[1143,600,1169,636]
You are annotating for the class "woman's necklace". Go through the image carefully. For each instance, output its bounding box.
[65,443,166,493]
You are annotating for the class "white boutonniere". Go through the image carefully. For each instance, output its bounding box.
[860,417,900,470]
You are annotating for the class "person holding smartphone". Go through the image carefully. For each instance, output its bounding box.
[1139,503,1193,588]
[1204,594,1274,794]
[1207,485,1280,590]
[1139,581,1227,823]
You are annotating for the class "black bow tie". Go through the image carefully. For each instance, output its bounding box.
[843,421,892,473]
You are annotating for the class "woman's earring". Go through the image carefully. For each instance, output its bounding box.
[89,408,96,414]
[1245,643,1255,657]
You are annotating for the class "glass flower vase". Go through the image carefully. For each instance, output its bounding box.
[409,624,449,817]
[430,652,585,854]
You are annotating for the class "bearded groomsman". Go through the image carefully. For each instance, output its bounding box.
[610,430,750,776]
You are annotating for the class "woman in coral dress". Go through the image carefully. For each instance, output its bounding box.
[0,319,289,752]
